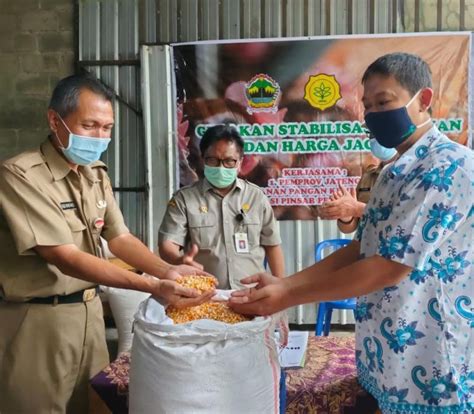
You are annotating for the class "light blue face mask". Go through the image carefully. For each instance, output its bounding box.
[369,138,397,161]
[204,165,238,188]
[56,115,111,166]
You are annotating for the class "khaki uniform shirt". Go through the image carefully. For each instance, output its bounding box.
[159,178,281,289]
[356,163,383,204]
[0,139,129,301]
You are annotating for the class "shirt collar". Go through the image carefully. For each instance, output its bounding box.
[200,177,244,195]
[388,125,441,178]
[41,138,72,181]
[81,163,103,184]
[41,138,102,183]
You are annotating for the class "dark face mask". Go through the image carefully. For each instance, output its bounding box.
[364,90,430,148]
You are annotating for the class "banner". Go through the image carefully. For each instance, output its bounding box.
[173,33,471,220]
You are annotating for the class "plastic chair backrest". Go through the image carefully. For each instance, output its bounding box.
[315,239,351,262]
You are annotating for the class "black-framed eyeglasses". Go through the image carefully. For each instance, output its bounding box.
[204,157,239,168]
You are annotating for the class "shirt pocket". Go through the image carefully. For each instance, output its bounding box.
[63,210,87,233]
[244,214,261,247]
[188,214,216,249]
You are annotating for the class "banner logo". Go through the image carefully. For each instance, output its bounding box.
[304,73,341,110]
[245,74,280,114]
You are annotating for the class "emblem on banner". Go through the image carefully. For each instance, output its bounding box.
[245,74,280,115]
[304,73,341,111]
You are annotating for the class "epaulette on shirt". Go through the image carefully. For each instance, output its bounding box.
[3,150,44,173]
[244,179,265,193]
[167,182,197,204]
[90,160,108,171]
[177,181,200,194]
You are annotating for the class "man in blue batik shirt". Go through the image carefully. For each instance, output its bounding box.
[229,53,474,413]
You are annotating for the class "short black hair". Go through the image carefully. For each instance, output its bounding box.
[199,124,244,157]
[49,74,115,117]
[362,52,432,96]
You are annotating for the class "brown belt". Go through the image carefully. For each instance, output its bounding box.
[26,287,99,305]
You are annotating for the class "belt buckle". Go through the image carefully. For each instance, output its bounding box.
[83,288,96,302]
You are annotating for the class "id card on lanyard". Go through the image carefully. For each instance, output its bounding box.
[234,232,249,253]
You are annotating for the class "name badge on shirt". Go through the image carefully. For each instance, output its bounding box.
[234,232,249,253]
[60,201,77,210]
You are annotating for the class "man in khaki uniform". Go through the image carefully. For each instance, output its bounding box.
[318,140,397,233]
[0,74,212,414]
[159,124,285,289]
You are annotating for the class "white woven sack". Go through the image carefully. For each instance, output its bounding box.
[105,287,150,353]
[129,298,280,414]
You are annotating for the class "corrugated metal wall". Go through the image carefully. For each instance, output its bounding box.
[78,0,473,324]
[141,0,474,41]
[78,0,146,239]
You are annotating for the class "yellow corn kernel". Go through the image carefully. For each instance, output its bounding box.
[177,275,217,294]
[167,275,250,324]
[167,301,250,324]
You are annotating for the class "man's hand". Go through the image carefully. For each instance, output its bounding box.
[153,279,215,309]
[158,240,205,273]
[181,244,204,270]
[228,273,289,316]
[164,264,217,283]
[318,184,358,221]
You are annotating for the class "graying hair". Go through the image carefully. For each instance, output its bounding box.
[48,74,114,117]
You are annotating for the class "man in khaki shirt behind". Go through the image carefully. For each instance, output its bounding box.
[318,139,398,233]
[159,124,285,288]
[0,74,212,414]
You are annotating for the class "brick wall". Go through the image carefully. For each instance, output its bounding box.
[0,0,74,161]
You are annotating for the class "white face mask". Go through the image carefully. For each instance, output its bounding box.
[369,138,398,161]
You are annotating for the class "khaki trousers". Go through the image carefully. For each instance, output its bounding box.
[0,296,109,414]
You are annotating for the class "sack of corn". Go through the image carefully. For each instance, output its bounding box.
[129,277,280,414]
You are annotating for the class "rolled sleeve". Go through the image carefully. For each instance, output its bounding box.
[101,176,129,241]
[260,196,281,246]
[158,192,188,247]
[0,165,73,255]
[375,164,472,271]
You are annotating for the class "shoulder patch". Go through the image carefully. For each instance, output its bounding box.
[168,198,177,208]
[4,150,44,172]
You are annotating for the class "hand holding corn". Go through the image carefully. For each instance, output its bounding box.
[228,272,288,316]
[166,275,251,324]
[164,263,215,281]
[155,278,216,309]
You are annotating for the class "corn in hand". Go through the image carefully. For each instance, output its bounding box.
[166,275,250,324]
[175,275,217,293]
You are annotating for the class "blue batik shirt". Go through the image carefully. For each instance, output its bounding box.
[355,126,474,414]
